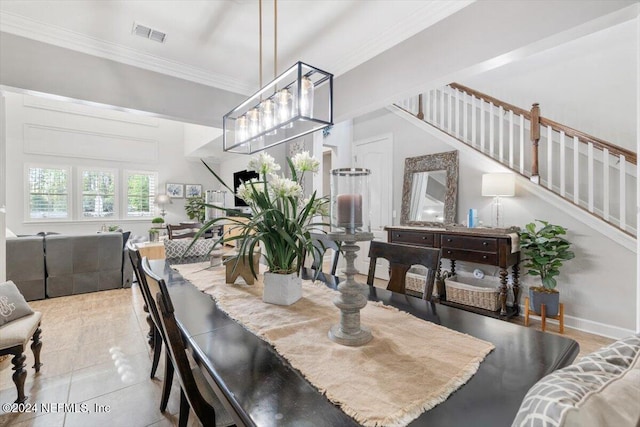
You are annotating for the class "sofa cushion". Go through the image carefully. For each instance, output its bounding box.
[512,335,640,427]
[0,281,35,327]
[164,238,215,259]
[6,236,46,301]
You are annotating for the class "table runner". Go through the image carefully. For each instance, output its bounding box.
[175,263,495,427]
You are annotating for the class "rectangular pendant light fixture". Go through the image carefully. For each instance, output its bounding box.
[223,61,333,154]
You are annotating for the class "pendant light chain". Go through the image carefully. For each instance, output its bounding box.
[259,0,263,88]
[274,0,277,79]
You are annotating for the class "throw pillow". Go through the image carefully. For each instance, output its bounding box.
[0,280,35,326]
[164,239,216,259]
[512,335,640,427]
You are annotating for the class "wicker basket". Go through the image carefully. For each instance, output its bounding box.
[445,275,500,311]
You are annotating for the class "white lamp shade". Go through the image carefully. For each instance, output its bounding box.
[155,194,171,205]
[482,173,515,197]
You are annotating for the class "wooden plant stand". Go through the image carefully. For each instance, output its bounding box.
[524,297,564,333]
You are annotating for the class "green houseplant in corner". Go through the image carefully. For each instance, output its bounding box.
[185,196,205,223]
[196,151,329,305]
[519,220,575,316]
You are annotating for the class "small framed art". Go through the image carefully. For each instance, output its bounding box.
[166,183,184,198]
[185,184,203,198]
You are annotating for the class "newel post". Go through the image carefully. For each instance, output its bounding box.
[530,103,540,184]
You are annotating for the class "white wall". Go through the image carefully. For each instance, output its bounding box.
[4,92,214,238]
[0,92,6,281]
[353,108,636,338]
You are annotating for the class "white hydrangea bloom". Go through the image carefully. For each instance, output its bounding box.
[236,178,264,202]
[291,151,320,174]
[303,197,329,216]
[247,152,281,175]
[269,175,303,199]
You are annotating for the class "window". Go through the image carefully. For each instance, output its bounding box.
[80,168,117,219]
[27,166,71,219]
[124,170,157,218]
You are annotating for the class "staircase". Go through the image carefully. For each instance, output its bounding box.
[394,83,637,239]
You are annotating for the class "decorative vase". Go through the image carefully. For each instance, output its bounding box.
[263,272,302,305]
[529,288,560,317]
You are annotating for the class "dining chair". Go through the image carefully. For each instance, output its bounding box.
[167,223,201,239]
[0,280,43,403]
[126,243,174,412]
[366,241,441,300]
[141,258,235,427]
[305,232,341,276]
[126,242,160,360]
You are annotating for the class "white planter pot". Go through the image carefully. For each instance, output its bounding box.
[263,272,302,306]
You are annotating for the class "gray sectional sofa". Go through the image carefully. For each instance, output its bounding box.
[6,232,133,301]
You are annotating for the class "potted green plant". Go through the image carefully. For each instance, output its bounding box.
[196,151,328,305]
[185,196,205,223]
[519,220,575,316]
[151,217,165,227]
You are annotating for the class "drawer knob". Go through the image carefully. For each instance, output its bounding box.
[447,238,452,242]
[422,236,427,240]
[482,242,488,246]
[482,255,488,259]
[395,234,400,238]
[447,250,452,255]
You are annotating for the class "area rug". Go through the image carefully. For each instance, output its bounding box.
[175,262,495,427]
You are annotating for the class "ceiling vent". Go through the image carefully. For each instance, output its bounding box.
[132,22,166,43]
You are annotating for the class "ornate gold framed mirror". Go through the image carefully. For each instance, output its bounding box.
[400,150,458,226]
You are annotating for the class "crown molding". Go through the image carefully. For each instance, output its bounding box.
[0,11,254,95]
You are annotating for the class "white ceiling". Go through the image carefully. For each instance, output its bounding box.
[0,0,472,95]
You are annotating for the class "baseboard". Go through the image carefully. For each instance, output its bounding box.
[517,304,635,340]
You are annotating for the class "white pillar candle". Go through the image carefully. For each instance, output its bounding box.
[336,194,363,228]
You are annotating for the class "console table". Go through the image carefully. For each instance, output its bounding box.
[386,226,520,318]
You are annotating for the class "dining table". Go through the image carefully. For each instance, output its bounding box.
[147,259,579,427]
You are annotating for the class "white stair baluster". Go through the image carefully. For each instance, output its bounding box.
[498,106,504,162]
[489,103,495,158]
[573,136,579,205]
[603,148,610,221]
[560,131,566,197]
[619,155,626,230]
[508,110,514,168]
[547,126,553,190]
[439,89,445,129]
[480,100,486,153]
[519,115,525,174]
[587,142,594,213]
[426,90,432,123]
[454,89,460,137]
[471,96,477,147]
[463,93,469,142]
[448,88,454,134]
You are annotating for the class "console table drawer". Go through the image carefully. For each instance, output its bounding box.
[442,248,498,264]
[441,235,498,252]
[390,230,435,246]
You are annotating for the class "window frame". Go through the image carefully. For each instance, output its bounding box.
[24,163,72,222]
[122,169,158,219]
[77,166,119,221]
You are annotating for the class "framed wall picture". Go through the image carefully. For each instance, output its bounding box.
[166,183,184,198]
[185,184,203,198]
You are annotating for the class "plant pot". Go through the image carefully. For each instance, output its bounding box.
[263,272,302,306]
[529,288,560,317]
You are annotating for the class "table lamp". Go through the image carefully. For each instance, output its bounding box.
[482,173,515,228]
[155,194,171,219]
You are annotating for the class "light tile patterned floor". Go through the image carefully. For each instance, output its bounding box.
[0,282,616,426]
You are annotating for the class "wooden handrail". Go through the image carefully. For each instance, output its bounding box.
[449,82,636,166]
[539,117,637,165]
[449,83,531,119]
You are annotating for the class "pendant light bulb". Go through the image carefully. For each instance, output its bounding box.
[235,114,249,144]
[276,88,293,128]
[260,98,277,135]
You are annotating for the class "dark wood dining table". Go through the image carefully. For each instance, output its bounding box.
[148,259,579,427]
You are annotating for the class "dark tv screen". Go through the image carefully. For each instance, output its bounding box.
[233,169,259,207]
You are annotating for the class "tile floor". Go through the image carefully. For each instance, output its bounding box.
[0,280,616,427]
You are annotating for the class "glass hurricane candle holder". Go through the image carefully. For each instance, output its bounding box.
[330,168,371,234]
[205,190,226,221]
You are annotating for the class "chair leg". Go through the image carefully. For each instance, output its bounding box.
[160,353,174,413]
[146,314,155,349]
[178,388,190,427]
[31,326,43,372]
[150,328,162,378]
[11,350,27,404]
[524,297,530,327]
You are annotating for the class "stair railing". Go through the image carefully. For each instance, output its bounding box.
[396,83,637,237]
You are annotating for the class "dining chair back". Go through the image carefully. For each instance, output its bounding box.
[167,223,201,239]
[367,241,441,300]
[141,258,235,427]
[305,232,341,276]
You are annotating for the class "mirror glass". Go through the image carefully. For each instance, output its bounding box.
[409,170,447,222]
[401,151,458,226]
